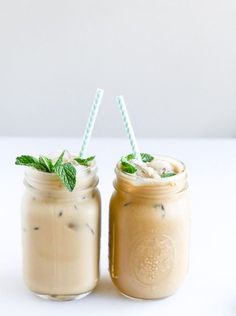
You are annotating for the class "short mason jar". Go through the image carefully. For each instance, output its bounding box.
[21,164,101,301]
[109,156,191,300]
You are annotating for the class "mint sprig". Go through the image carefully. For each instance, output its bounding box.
[140,153,154,163]
[74,156,95,167]
[161,172,176,178]
[120,152,154,174]
[54,162,76,192]
[15,155,48,172]
[125,153,154,163]
[120,157,137,174]
[15,151,77,191]
[39,156,54,172]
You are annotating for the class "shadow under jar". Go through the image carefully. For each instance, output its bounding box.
[21,164,101,301]
[109,156,191,300]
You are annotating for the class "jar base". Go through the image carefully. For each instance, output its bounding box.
[119,290,175,301]
[34,290,91,301]
[120,291,143,301]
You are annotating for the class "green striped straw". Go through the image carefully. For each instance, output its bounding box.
[116,96,142,161]
[79,89,104,158]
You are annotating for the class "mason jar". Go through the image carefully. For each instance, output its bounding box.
[109,156,191,299]
[21,164,101,301]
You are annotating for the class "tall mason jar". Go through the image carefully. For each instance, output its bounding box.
[109,156,191,299]
[21,164,101,301]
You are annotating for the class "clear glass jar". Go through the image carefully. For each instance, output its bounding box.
[21,164,101,301]
[109,156,191,299]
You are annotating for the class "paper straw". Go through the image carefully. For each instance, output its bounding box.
[79,89,104,158]
[116,96,142,161]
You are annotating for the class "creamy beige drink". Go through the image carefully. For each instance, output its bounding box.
[21,162,101,300]
[109,155,191,299]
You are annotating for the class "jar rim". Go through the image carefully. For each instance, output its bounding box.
[115,155,186,182]
[25,161,97,178]
[24,161,98,195]
[113,155,188,198]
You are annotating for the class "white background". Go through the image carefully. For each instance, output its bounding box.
[1,1,236,314]
[1,0,236,137]
[0,137,236,315]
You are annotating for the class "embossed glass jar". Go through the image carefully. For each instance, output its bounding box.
[21,164,101,301]
[109,156,191,299]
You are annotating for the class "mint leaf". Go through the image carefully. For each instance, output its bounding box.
[161,172,176,178]
[15,155,48,172]
[125,153,154,163]
[140,153,154,163]
[120,152,154,174]
[39,156,53,172]
[120,157,137,174]
[15,151,78,191]
[126,153,135,161]
[54,162,76,192]
[15,155,38,166]
[53,150,65,169]
[74,156,95,167]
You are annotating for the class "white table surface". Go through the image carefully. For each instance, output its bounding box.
[0,137,235,316]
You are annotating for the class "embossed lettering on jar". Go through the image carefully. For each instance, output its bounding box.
[21,164,101,301]
[109,156,191,299]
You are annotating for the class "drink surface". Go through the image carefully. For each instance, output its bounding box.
[122,154,184,179]
[109,155,191,299]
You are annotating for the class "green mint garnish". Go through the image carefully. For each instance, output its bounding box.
[125,153,136,161]
[120,152,154,174]
[15,150,77,191]
[125,153,154,163]
[74,156,95,167]
[54,150,65,169]
[54,162,76,192]
[38,156,54,172]
[140,153,154,163]
[15,155,48,172]
[161,172,176,178]
[120,157,137,174]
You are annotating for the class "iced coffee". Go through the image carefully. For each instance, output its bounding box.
[109,154,191,299]
[17,153,101,300]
